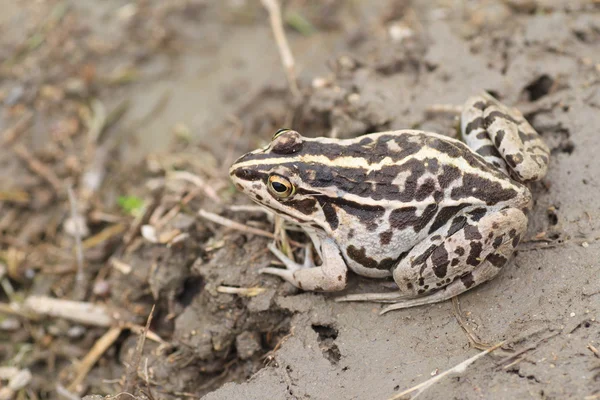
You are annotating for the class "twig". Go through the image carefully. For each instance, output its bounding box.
[497,331,561,368]
[0,190,30,203]
[82,223,126,250]
[12,144,62,193]
[67,326,123,392]
[67,185,86,299]
[260,0,300,98]
[451,297,492,350]
[55,384,81,400]
[2,111,33,145]
[23,296,113,327]
[587,343,600,358]
[217,286,267,297]
[389,342,505,400]
[198,209,274,239]
[123,305,155,394]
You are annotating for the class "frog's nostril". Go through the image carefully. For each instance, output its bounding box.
[232,168,262,182]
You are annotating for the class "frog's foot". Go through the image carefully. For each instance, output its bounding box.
[259,239,348,292]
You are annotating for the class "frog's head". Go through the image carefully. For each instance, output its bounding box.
[229,129,332,230]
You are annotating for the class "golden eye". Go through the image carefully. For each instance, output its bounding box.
[267,174,295,198]
[272,128,291,141]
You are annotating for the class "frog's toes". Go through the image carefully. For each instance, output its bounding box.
[266,242,305,273]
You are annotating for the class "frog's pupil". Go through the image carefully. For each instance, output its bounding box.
[272,182,287,193]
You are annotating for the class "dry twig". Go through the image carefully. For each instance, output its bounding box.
[587,343,599,358]
[198,209,274,239]
[67,326,123,392]
[451,297,492,350]
[23,296,113,327]
[261,0,300,98]
[389,342,505,400]
[217,286,267,297]
[123,305,155,394]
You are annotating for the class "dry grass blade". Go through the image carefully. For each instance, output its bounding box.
[198,209,274,239]
[260,0,300,98]
[23,296,113,327]
[217,286,267,297]
[67,326,123,392]
[0,190,30,204]
[389,342,505,400]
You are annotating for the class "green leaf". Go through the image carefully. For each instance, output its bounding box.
[118,195,144,216]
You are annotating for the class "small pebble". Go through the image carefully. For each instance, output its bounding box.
[9,369,32,390]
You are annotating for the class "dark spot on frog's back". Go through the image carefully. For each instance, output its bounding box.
[428,137,463,158]
[451,173,517,205]
[425,158,439,173]
[438,165,461,189]
[346,245,396,270]
[468,207,487,222]
[429,205,469,235]
[415,178,436,201]
[390,204,437,232]
[379,230,393,246]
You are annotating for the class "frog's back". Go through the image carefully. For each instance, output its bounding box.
[300,129,529,209]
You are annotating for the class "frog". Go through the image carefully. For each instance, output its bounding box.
[229,92,550,313]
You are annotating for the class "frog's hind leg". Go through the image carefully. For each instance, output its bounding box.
[380,207,528,313]
[463,92,550,182]
[461,94,510,175]
[337,207,527,313]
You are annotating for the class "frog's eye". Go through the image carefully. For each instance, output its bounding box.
[267,174,295,198]
[272,128,291,141]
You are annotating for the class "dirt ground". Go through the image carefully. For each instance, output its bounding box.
[1,1,599,399]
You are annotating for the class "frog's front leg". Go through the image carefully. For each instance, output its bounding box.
[260,237,348,291]
[462,92,550,182]
[338,207,527,312]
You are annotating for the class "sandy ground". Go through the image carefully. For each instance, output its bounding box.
[0,1,599,399]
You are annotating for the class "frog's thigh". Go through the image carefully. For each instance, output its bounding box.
[482,94,549,182]
[384,207,527,311]
[462,95,509,175]
[261,238,348,292]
